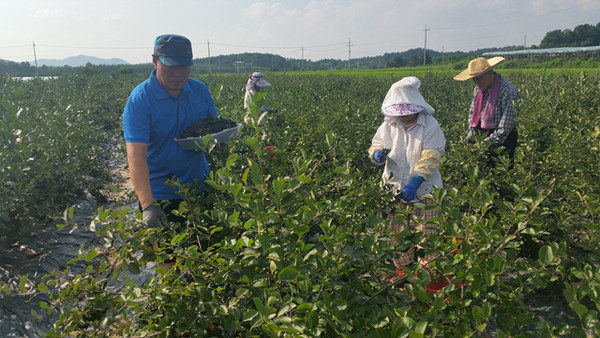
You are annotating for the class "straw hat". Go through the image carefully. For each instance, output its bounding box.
[453,56,505,81]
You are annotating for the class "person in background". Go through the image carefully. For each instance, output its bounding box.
[368,76,446,272]
[244,72,271,116]
[454,56,520,165]
[123,34,218,228]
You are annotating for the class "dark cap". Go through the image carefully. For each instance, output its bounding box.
[153,34,193,66]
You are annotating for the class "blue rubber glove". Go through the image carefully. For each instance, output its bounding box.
[373,150,387,163]
[400,174,425,202]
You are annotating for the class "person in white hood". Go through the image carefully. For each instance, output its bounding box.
[244,72,272,125]
[244,72,271,111]
[368,76,446,269]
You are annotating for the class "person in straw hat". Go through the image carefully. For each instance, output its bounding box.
[368,76,446,272]
[454,56,520,165]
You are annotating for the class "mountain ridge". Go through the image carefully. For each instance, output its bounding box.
[33,54,130,67]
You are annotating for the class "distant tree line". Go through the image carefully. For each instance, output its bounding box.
[1,22,598,77]
[540,22,600,48]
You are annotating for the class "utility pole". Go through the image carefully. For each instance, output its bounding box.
[301,46,304,70]
[441,45,444,64]
[32,41,38,77]
[207,39,211,73]
[347,38,353,69]
[423,25,430,66]
[524,35,527,49]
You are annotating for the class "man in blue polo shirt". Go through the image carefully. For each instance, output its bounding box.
[123,34,218,228]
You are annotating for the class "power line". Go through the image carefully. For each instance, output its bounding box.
[33,44,148,50]
[209,40,347,51]
[0,44,31,49]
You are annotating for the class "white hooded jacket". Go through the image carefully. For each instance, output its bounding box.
[369,113,445,198]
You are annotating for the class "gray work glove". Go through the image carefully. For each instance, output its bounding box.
[142,204,168,228]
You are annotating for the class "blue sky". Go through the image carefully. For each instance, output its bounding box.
[1,0,599,64]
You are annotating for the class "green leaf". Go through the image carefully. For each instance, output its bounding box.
[493,256,506,273]
[19,275,28,293]
[228,211,240,224]
[433,296,447,310]
[243,309,260,322]
[277,302,296,317]
[272,315,293,325]
[570,302,589,318]
[242,167,250,185]
[210,226,224,235]
[251,162,263,186]
[37,282,48,292]
[278,266,297,282]
[325,131,335,147]
[539,245,554,264]
[415,321,428,334]
[400,316,415,328]
[244,219,255,229]
[253,297,274,318]
[414,289,430,302]
[483,271,495,286]
[85,248,97,262]
[226,153,238,170]
[230,183,242,197]
[333,166,346,174]
[472,305,486,323]
[414,202,425,210]
[127,261,141,274]
[243,137,258,147]
[296,303,312,313]
[482,301,492,317]
[281,192,296,205]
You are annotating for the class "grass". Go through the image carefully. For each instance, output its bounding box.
[235,64,600,79]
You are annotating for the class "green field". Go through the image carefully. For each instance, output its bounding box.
[1,69,599,336]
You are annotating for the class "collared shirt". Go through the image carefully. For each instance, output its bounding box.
[371,113,445,195]
[123,70,218,200]
[467,75,520,144]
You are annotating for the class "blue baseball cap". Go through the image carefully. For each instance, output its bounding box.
[153,34,193,66]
